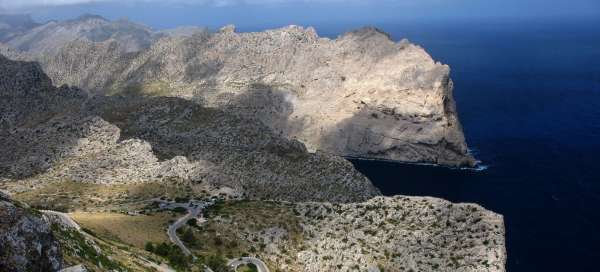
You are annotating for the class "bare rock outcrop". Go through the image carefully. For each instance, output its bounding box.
[293,196,506,272]
[0,54,379,202]
[204,196,506,272]
[0,16,476,167]
[0,192,63,272]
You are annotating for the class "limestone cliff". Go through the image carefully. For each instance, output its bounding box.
[0,16,476,167]
[0,52,505,272]
[0,54,379,203]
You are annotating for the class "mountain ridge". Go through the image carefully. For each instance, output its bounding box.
[0,54,379,203]
[0,32,505,272]
[0,15,477,167]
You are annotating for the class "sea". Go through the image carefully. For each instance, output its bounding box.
[315,18,600,272]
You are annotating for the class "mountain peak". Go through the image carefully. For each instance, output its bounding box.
[219,24,236,33]
[343,26,392,41]
[72,13,108,22]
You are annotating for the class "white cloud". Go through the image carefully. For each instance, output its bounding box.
[0,0,367,10]
[0,0,84,10]
[1,0,107,9]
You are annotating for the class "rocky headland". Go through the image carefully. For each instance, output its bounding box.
[0,54,378,203]
[0,15,476,167]
[0,15,504,272]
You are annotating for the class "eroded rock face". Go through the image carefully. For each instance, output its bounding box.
[0,55,379,202]
[0,16,476,167]
[0,193,63,272]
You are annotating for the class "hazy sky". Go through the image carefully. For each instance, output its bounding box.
[1,0,599,30]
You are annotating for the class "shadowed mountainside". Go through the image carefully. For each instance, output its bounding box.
[0,52,506,272]
[0,16,477,167]
[0,55,379,203]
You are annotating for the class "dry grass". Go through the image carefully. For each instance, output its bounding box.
[53,222,172,272]
[108,81,173,97]
[14,181,202,212]
[70,211,175,248]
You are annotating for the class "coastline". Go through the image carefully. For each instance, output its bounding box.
[344,155,488,172]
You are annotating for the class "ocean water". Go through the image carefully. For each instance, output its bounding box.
[320,19,600,271]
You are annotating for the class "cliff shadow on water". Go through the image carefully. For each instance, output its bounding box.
[318,105,475,168]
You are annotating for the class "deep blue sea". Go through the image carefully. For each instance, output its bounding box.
[311,19,600,271]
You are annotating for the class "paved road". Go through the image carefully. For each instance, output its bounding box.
[162,200,216,272]
[167,204,202,257]
[161,200,269,272]
[228,257,270,272]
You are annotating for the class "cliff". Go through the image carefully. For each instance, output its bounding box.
[0,54,379,203]
[0,16,476,167]
[0,192,63,272]
[0,46,505,272]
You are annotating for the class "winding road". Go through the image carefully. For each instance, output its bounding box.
[167,204,202,257]
[228,257,270,272]
[163,200,270,272]
[42,200,271,272]
[162,200,216,272]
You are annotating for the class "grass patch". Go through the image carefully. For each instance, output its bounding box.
[237,263,258,272]
[14,181,198,212]
[107,81,174,97]
[70,212,173,248]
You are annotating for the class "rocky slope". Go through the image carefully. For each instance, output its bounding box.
[0,52,506,272]
[201,197,506,272]
[0,54,378,202]
[293,197,505,272]
[0,192,63,272]
[0,15,476,167]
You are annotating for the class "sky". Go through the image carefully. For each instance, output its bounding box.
[1,0,599,30]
